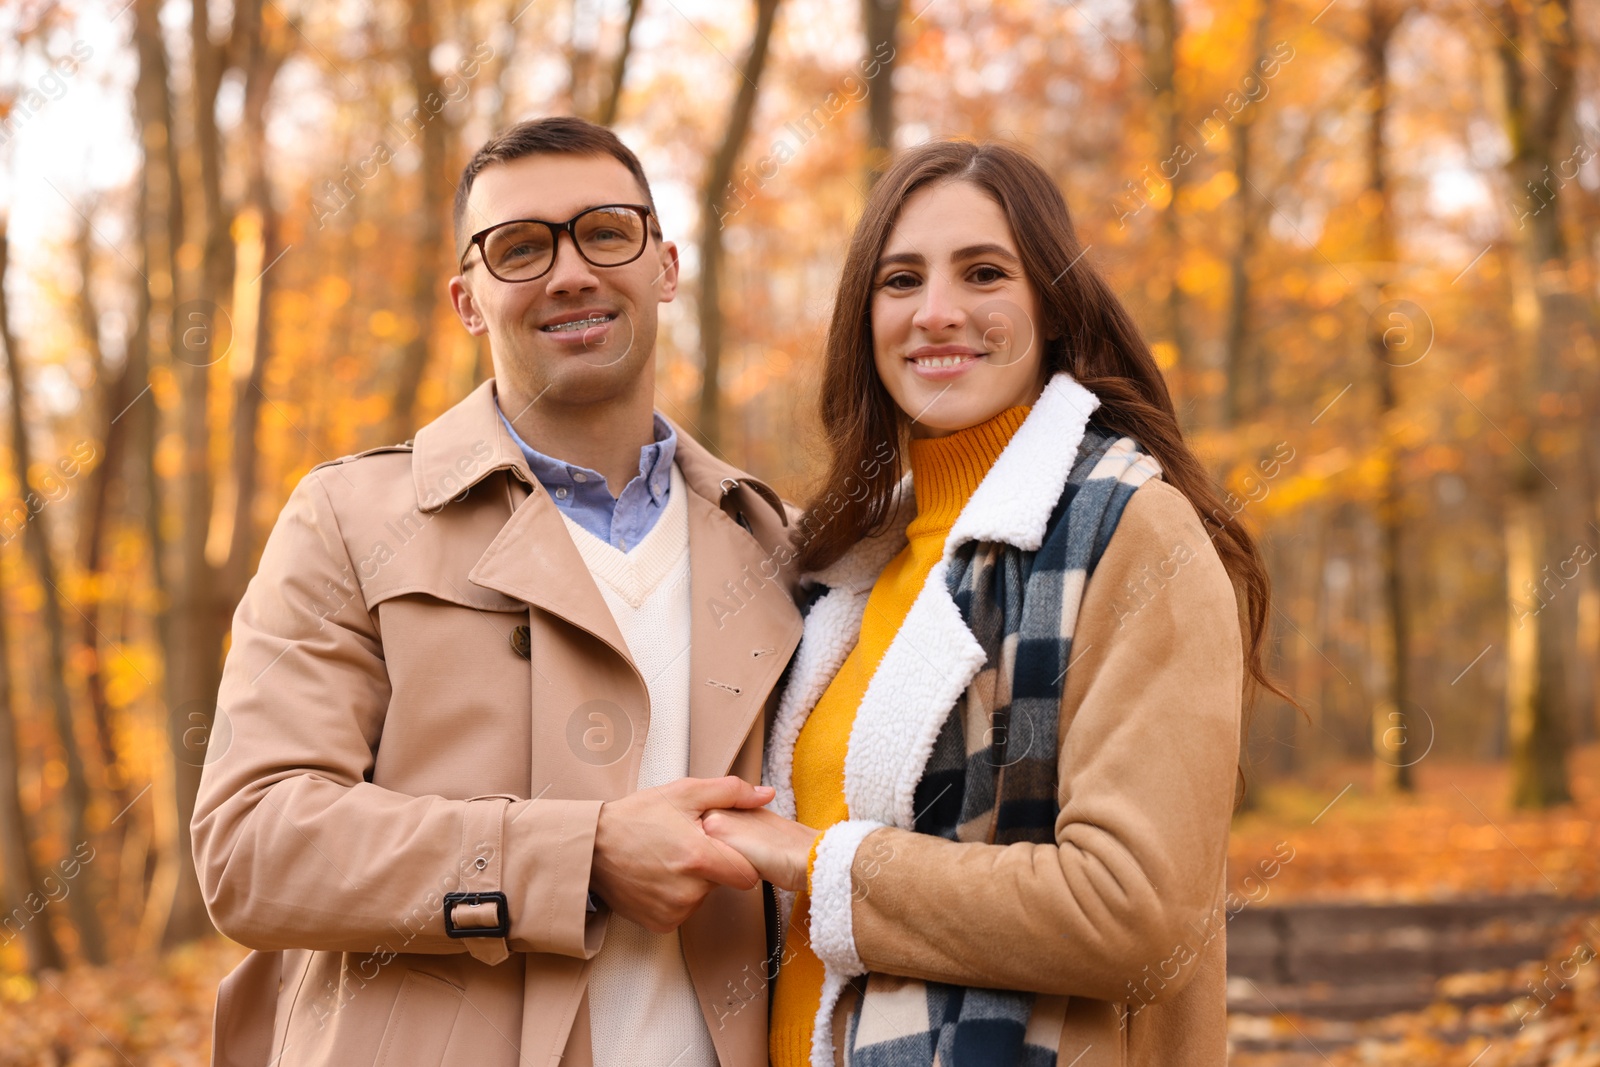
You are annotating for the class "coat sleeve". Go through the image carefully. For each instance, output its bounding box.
[805,479,1243,1003]
[191,469,603,960]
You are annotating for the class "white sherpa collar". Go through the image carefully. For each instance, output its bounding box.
[943,373,1101,557]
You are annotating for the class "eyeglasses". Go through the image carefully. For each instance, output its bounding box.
[459,203,657,282]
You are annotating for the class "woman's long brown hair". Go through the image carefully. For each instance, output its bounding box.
[798,139,1290,715]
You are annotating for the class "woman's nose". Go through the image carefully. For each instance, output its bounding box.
[912,273,964,334]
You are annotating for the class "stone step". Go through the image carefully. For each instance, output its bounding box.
[1227,976,1522,1021]
[1226,895,1600,1005]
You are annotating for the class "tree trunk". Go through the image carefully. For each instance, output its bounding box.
[1491,0,1577,808]
[862,0,901,182]
[130,0,180,637]
[387,0,451,443]
[696,0,783,452]
[71,220,136,823]
[1220,122,1252,427]
[596,0,645,126]
[146,0,241,949]
[0,222,108,963]
[1219,0,1272,428]
[220,1,287,606]
[1506,485,1570,805]
[127,0,181,940]
[1136,0,1188,392]
[0,546,65,973]
[1362,0,1413,791]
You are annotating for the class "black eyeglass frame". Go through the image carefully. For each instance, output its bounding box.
[458,203,660,282]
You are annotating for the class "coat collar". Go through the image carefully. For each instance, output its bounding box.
[803,372,1102,592]
[410,377,788,527]
[411,379,529,510]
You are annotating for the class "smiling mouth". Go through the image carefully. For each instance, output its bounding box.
[540,313,617,333]
[911,352,984,368]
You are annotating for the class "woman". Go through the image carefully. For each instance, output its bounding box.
[701,140,1282,1067]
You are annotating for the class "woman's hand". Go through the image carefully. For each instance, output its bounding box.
[699,806,819,893]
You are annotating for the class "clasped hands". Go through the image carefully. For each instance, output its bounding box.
[589,776,818,933]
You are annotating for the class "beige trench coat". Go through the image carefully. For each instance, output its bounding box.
[192,379,804,1067]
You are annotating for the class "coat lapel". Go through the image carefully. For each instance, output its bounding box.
[764,489,915,823]
[842,556,989,827]
[676,483,804,1067]
[683,485,803,779]
[467,483,634,670]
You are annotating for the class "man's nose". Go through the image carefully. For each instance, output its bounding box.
[543,232,600,295]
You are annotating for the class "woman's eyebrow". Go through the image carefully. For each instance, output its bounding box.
[952,242,1019,262]
[876,250,925,269]
[877,243,1021,271]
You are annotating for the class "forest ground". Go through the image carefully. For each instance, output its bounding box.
[1227,743,1600,1065]
[0,745,1596,1065]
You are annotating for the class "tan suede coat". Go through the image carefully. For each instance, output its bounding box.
[765,375,1243,1067]
[192,380,803,1067]
[835,478,1242,1066]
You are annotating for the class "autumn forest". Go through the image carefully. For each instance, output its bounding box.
[1,0,1599,1062]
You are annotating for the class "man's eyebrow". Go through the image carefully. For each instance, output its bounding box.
[875,243,1021,270]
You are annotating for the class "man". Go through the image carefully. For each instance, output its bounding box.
[192,117,803,1067]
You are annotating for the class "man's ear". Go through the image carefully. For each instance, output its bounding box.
[449,274,488,336]
[655,240,681,302]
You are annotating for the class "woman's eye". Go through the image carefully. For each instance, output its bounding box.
[970,265,1007,284]
[880,272,920,290]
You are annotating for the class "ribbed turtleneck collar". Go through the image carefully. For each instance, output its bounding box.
[906,405,1031,536]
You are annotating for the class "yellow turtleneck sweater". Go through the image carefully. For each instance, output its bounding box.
[769,405,1031,1067]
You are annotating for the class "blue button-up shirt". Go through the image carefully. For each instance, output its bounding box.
[495,403,676,552]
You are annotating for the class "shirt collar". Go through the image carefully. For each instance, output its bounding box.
[494,401,676,504]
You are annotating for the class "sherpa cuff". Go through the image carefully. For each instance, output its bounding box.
[807,819,883,976]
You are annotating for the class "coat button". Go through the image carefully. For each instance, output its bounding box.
[510,625,531,659]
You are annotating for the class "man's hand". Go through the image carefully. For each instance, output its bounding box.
[590,776,775,933]
[699,806,818,893]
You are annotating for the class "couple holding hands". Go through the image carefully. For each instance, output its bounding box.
[193,116,1269,1067]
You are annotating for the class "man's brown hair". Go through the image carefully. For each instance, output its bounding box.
[453,116,661,256]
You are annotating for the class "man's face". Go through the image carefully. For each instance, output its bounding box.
[449,153,679,408]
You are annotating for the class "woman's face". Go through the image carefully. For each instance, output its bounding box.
[870,180,1049,438]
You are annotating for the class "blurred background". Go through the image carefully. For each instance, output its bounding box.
[0,0,1598,1062]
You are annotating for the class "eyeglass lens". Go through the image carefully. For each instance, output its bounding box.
[481,207,647,280]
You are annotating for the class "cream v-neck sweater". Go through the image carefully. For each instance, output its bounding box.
[558,462,714,1067]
